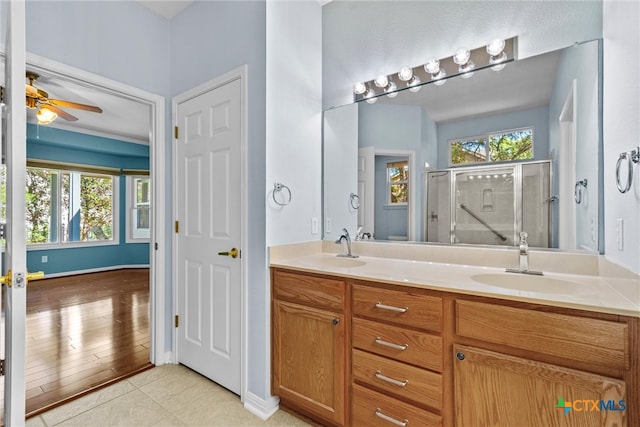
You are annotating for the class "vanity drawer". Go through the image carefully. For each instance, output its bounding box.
[272,270,345,311]
[456,300,629,369]
[353,317,443,372]
[352,284,442,331]
[353,349,442,410]
[352,383,442,427]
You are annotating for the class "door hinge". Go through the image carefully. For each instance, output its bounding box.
[0,359,4,376]
[175,315,179,328]
[174,126,179,139]
[154,242,158,250]
[175,221,179,233]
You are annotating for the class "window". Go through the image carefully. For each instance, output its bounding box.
[387,160,409,204]
[127,176,151,241]
[449,128,534,166]
[26,167,117,246]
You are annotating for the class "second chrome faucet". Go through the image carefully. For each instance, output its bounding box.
[335,228,359,258]
[506,232,543,275]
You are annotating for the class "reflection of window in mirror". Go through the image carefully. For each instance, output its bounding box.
[387,160,408,204]
[450,127,534,166]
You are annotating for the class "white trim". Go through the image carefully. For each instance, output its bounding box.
[36,264,150,279]
[24,52,167,366]
[172,65,248,402]
[243,392,280,421]
[125,175,152,243]
[374,149,417,241]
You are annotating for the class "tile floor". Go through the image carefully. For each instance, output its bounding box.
[25,365,310,427]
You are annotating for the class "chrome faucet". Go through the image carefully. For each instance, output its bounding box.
[506,231,543,275]
[335,228,358,258]
[518,231,529,272]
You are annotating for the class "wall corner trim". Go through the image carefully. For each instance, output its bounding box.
[243,392,280,420]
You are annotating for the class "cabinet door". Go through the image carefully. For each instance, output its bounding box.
[453,345,626,427]
[273,300,345,426]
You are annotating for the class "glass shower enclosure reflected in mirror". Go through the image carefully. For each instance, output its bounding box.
[426,161,551,247]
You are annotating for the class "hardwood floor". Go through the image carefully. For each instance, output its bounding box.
[23,268,152,417]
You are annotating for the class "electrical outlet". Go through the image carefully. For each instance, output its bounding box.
[311,217,319,234]
[616,218,624,251]
[42,255,48,263]
[326,217,332,234]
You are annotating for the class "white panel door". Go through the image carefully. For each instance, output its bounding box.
[176,79,242,394]
[358,146,375,235]
[2,0,28,424]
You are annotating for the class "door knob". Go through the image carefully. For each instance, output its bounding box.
[218,248,239,259]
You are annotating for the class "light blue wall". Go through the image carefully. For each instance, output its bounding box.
[548,40,601,252]
[358,103,425,239]
[169,0,269,400]
[25,125,150,275]
[436,106,550,168]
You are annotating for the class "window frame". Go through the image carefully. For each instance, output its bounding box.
[26,166,119,250]
[386,159,409,206]
[448,126,535,167]
[126,175,151,243]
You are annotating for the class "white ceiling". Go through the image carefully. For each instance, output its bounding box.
[25,68,152,145]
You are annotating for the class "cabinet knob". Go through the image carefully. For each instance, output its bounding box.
[456,351,465,361]
[332,318,340,325]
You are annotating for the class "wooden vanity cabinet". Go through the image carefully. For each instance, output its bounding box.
[271,269,347,426]
[271,268,639,427]
[351,283,444,427]
[453,299,635,427]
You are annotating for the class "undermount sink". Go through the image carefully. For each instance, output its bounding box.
[471,273,597,295]
[300,255,366,268]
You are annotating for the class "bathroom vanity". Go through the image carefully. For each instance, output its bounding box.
[270,243,639,427]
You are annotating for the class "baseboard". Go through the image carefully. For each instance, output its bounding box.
[40,264,150,279]
[243,391,280,420]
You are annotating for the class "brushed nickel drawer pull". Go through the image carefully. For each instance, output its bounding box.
[375,408,408,426]
[375,302,408,313]
[375,370,409,387]
[375,337,408,351]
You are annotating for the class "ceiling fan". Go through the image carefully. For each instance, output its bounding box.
[26,71,103,125]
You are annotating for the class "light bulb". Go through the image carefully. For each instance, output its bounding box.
[385,81,398,98]
[364,88,377,103]
[374,74,389,88]
[431,69,446,86]
[36,107,58,125]
[398,66,413,81]
[486,38,505,57]
[433,79,446,87]
[408,75,422,92]
[353,82,367,95]
[459,60,475,78]
[491,62,507,72]
[453,47,471,65]
[424,57,440,74]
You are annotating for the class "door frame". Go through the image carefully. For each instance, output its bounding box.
[171,65,248,400]
[20,52,167,364]
[372,148,417,241]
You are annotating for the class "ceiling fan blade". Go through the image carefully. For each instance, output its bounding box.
[46,105,79,121]
[49,99,103,113]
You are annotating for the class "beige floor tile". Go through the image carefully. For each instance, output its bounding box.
[55,389,172,427]
[25,415,46,427]
[127,364,193,389]
[40,380,137,426]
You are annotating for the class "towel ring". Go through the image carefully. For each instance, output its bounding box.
[574,179,587,204]
[273,182,292,206]
[616,147,640,193]
[349,193,360,210]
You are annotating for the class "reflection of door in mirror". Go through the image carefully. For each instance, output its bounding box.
[358,147,375,236]
[375,155,410,241]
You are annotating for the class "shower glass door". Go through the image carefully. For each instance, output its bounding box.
[453,167,516,245]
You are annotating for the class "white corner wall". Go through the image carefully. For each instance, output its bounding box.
[266,0,323,247]
[603,0,640,274]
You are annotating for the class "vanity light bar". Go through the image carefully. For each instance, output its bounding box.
[353,37,518,103]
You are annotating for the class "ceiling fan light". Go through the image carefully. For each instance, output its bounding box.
[37,107,58,125]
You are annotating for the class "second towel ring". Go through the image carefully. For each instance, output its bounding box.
[273,182,292,206]
[616,146,640,193]
[574,179,587,204]
[349,193,360,210]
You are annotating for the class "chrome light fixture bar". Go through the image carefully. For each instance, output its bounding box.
[353,37,517,102]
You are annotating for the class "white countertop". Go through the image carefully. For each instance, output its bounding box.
[269,243,640,317]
